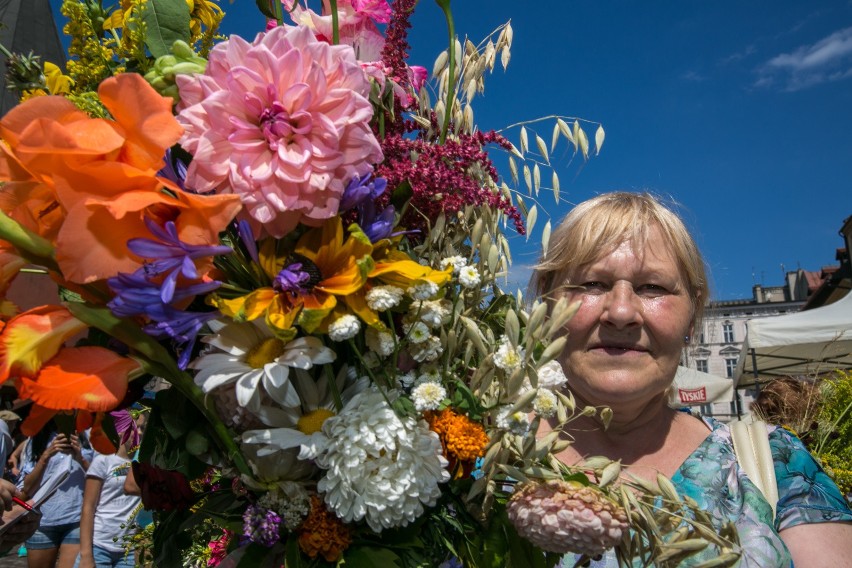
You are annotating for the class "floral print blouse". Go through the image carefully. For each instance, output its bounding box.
[561,416,852,568]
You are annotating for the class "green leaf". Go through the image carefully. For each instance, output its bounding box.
[255,0,277,19]
[185,426,210,456]
[142,0,191,58]
[344,546,403,568]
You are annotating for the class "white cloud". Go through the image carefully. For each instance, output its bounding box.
[757,26,852,90]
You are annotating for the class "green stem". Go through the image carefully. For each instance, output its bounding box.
[65,303,251,477]
[0,209,59,269]
[435,0,456,143]
[329,0,340,45]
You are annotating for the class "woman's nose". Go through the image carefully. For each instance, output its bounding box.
[601,282,642,328]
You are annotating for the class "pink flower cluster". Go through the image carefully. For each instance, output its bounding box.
[176,25,383,237]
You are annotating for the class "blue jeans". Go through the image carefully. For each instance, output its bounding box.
[25,523,80,549]
[73,545,135,567]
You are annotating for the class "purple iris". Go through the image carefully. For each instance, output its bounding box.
[237,220,260,264]
[157,148,189,190]
[340,173,388,212]
[107,217,232,369]
[128,218,232,304]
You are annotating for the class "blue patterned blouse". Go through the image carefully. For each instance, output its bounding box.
[561,416,852,567]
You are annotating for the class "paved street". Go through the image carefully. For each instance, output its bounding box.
[0,550,27,567]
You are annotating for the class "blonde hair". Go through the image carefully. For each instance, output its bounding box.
[529,192,708,327]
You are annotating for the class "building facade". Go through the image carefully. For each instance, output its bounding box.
[683,271,820,421]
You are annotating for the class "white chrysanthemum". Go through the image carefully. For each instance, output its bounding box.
[439,255,467,274]
[405,321,431,344]
[537,360,568,390]
[190,319,335,414]
[494,337,525,372]
[412,381,447,412]
[533,389,558,418]
[458,266,482,289]
[365,327,395,357]
[414,299,450,328]
[409,335,443,362]
[328,314,361,342]
[407,279,439,301]
[283,389,450,532]
[496,407,531,435]
[366,285,405,311]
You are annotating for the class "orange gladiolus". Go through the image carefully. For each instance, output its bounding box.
[0,305,88,382]
[0,72,242,284]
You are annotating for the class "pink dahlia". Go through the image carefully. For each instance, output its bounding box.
[176,25,383,237]
[506,480,629,557]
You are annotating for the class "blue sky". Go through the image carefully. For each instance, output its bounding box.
[48,1,852,300]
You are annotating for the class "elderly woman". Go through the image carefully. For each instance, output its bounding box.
[532,192,852,567]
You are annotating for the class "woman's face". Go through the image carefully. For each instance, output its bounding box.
[556,226,694,407]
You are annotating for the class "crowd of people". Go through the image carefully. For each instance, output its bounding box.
[0,411,144,568]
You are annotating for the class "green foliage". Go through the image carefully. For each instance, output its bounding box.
[816,370,852,460]
[142,0,191,58]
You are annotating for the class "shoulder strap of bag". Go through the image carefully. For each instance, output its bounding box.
[730,416,779,519]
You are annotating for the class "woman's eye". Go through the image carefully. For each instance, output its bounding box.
[637,284,667,295]
[581,281,607,292]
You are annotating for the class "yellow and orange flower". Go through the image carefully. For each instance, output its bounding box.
[213,218,375,336]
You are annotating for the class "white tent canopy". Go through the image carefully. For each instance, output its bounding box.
[668,366,735,408]
[735,290,852,388]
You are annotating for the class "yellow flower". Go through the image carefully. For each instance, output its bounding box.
[214,219,375,336]
[44,62,74,95]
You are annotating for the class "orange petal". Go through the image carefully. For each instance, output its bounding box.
[19,404,57,437]
[0,305,87,381]
[88,413,118,454]
[15,346,135,412]
[98,74,184,171]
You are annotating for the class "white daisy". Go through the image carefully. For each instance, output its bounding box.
[190,319,335,414]
[496,407,531,435]
[536,360,568,390]
[411,381,447,412]
[407,279,439,301]
[366,327,395,357]
[413,299,450,328]
[366,285,405,311]
[494,336,525,372]
[533,388,558,418]
[458,266,482,288]
[439,255,468,274]
[409,335,443,362]
[328,314,361,342]
[405,321,431,344]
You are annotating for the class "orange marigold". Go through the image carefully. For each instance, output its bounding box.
[297,495,353,563]
[427,408,489,462]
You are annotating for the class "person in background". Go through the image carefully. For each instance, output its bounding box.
[75,410,141,568]
[0,416,13,479]
[18,420,93,568]
[532,192,852,567]
[0,478,40,555]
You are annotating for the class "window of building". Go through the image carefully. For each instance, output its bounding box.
[698,331,705,344]
[725,358,737,378]
[700,404,714,416]
[696,359,708,373]
[723,322,735,343]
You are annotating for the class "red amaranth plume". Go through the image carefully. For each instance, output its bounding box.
[380,0,418,135]
[376,118,525,236]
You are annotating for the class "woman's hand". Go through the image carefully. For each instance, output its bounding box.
[0,479,16,511]
[77,553,96,568]
[41,434,71,464]
[69,433,84,462]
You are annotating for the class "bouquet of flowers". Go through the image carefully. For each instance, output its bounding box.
[0,1,741,566]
